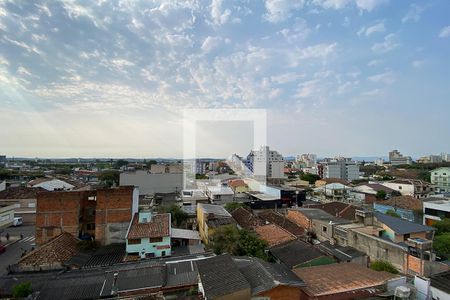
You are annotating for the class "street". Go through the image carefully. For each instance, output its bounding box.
[0,225,35,276]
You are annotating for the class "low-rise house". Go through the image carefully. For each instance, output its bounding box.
[423,196,450,225]
[16,232,79,272]
[126,211,171,258]
[206,185,234,204]
[0,204,15,229]
[304,201,359,221]
[196,254,305,300]
[381,179,433,198]
[254,224,296,247]
[431,167,450,193]
[293,262,402,300]
[29,178,75,191]
[374,195,423,223]
[313,183,353,201]
[287,208,351,241]
[315,241,367,265]
[228,179,249,194]
[181,189,209,206]
[0,186,45,224]
[315,178,351,187]
[270,240,332,269]
[170,228,201,246]
[353,183,397,201]
[258,210,305,237]
[196,203,234,244]
[231,207,263,230]
[197,254,251,300]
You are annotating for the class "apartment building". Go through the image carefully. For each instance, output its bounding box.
[246,146,285,179]
[431,167,450,193]
[423,196,450,226]
[389,150,413,165]
[322,158,361,181]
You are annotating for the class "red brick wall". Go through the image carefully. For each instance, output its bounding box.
[287,210,310,229]
[95,186,134,245]
[258,285,302,300]
[407,254,424,275]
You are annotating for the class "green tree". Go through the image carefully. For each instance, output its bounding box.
[434,218,450,235]
[195,174,207,180]
[146,160,158,169]
[237,230,268,260]
[224,202,246,212]
[433,233,450,259]
[98,170,120,187]
[385,210,401,218]
[300,173,321,184]
[376,190,387,199]
[163,204,188,228]
[370,260,399,274]
[114,159,129,169]
[12,282,32,298]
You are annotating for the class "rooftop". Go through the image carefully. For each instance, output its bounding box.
[316,241,365,262]
[18,232,79,268]
[254,224,296,247]
[304,201,359,220]
[258,211,305,236]
[269,240,324,269]
[126,213,171,239]
[430,270,450,294]
[196,254,251,299]
[374,211,435,235]
[231,207,263,230]
[197,202,231,217]
[292,208,350,224]
[171,228,200,240]
[293,262,399,297]
[376,195,423,211]
[0,186,45,199]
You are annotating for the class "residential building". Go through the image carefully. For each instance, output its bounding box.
[296,154,317,168]
[313,183,353,202]
[254,223,296,247]
[314,177,350,187]
[36,186,139,245]
[429,271,450,300]
[322,157,361,181]
[269,240,331,269]
[181,189,209,206]
[304,201,359,221]
[196,254,305,300]
[431,167,450,193]
[125,211,171,258]
[205,185,234,204]
[381,179,433,198]
[0,186,45,224]
[353,183,396,198]
[28,178,75,191]
[0,155,5,167]
[120,170,182,195]
[293,263,403,300]
[0,204,15,229]
[389,149,413,165]
[374,195,423,223]
[246,146,285,179]
[196,203,234,244]
[423,196,450,226]
[231,207,263,230]
[227,179,248,194]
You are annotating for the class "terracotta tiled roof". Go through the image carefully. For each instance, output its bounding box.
[316,178,351,185]
[18,232,79,267]
[258,211,305,236]
[127,213,170,239]
[304,202,359,221]
[228,179,247,188]
[376,195,423,211]
[255,224,296,247]
[293,262,398,297]
[0,186,45,199]
[231,207,263,230]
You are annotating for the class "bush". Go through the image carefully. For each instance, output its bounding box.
[434,233,450,259]
[224,202,245,212]
[370,260,399,274]
[12,282,32,298]
[385,210,401,218]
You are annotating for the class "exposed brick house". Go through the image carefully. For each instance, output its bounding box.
[36,186,138,245]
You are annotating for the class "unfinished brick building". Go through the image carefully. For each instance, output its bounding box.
[36,186,138,245]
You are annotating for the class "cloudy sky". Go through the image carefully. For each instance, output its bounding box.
[1,0,449,158]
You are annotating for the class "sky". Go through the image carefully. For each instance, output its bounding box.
[0,0,449,158]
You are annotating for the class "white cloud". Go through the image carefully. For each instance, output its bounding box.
[402,4,424,23]
[411,60,424,68]
[264,0,304,23]
[312,0,351,10]
[17,66,32,76]
[367,70,395,84]
[367,59,383,67]
[355,0,388,12]
[210,0,231,26]
[371,33,399,53]
[278,18,310,43]
[365,21,385,36]
[361,88,383,96]
[201,36,222,53]
[438,26,450,38]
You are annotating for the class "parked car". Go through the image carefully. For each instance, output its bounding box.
[0,244,6,254]
[13,217,23,226]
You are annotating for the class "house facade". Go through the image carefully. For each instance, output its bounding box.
[431,167,450,193]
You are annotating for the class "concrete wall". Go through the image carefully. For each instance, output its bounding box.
[120,171,183,195]
[0,204,14,229]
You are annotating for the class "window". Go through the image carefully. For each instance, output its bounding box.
[398,186,402,190]
[86,223,95,230]
[28,203,36,208]
[322,226,327,233]
[128,239,141,245]
[150,237,163,243]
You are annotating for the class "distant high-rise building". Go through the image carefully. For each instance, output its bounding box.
[389,150,412,165]
[246,146,285,179]
[0,155,5,168]
[322,157,361,181]
[296,154,317,168]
